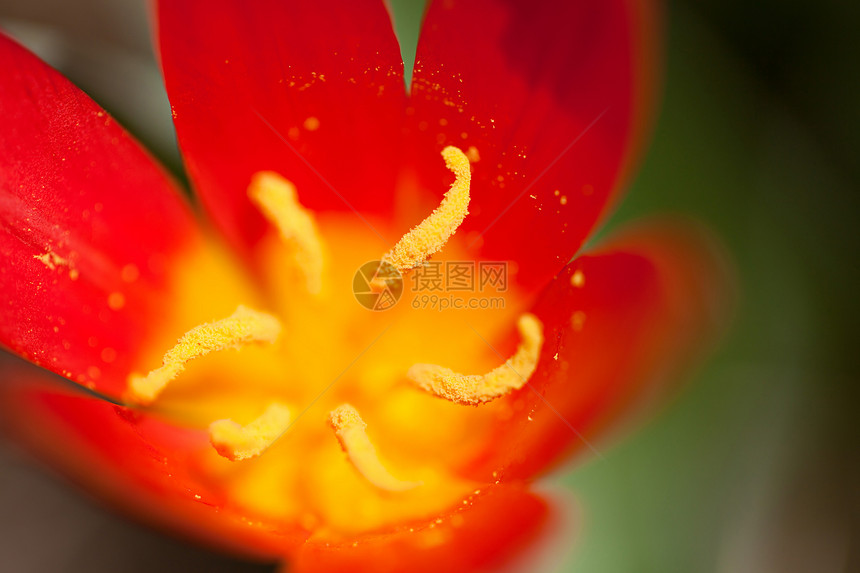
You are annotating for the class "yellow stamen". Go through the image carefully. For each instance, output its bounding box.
[329,404,421,492]
[407,313,544,406]
[209,402,291,461]
[382,146,471,273]
[126,305,281,405]
[249,171,325,294]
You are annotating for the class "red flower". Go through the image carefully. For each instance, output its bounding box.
[0,1,730,571]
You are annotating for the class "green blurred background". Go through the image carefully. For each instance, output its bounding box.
[0,0,856,571]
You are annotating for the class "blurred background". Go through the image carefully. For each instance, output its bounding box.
[0,0,856,571]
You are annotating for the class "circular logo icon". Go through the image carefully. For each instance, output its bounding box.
[352,260,403,311]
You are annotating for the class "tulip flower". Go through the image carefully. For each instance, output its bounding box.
[0,0,731,571]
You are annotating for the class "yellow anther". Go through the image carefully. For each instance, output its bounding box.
[126,305,281,405]
[328,404,421,492]
[248,171,325,294]
[408,313,544,406]
[382,146,471,272]
[209,402,291,461]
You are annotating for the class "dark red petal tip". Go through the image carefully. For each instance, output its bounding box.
[407,0,660,287]
[157,0,408,256]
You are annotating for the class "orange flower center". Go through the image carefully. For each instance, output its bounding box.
[127,147,543,539]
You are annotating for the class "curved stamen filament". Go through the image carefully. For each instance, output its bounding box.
[209,402,291,461]
[381,146,471,273]
[249,171,325,294]
[329,404,421,492]
[407,313,544,406]
[126,305,281,405]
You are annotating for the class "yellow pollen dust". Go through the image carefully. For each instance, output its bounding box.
[381,146,471,273]
[209,402,291,461]
[407,313,544,406]
[126,305,281,405]
[328,404,422,492]
[248,171,325,294]
[303,116,320,131]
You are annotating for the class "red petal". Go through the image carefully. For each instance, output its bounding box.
[0,357,551,565]
[407,0,660,287]
[0,34,200,397]
[462,219,734,480]
[157,0,407,255]
[290,484,550,573]
[0,360,308,561]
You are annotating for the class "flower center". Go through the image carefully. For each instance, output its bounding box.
[129,147,544,538]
